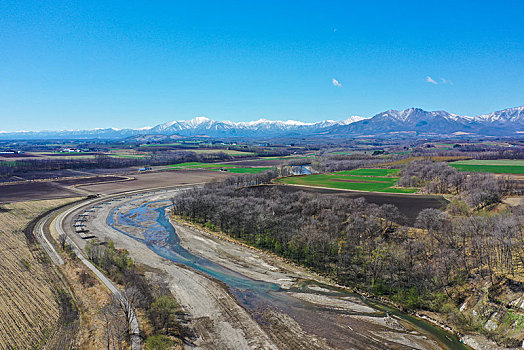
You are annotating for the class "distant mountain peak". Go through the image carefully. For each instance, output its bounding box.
[474,105,524,123]
[1,105,523,139]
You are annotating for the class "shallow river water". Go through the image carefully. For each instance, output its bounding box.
[107,198,469,350]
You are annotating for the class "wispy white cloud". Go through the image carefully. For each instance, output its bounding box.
[440,78,453,85]
[332,78,342,87]
[426,76,438,85]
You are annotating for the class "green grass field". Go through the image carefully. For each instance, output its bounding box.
[168,162,228,169]
[277,168,417,193]
[218,167,273,174]
[335,168,400,176]
[449,160,524,174]
[109,154,149,159]
[168,162,272,174]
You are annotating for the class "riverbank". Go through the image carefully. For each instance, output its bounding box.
[66,188,484,349]
[171,215,510,350]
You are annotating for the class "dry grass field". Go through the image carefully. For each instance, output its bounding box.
[0,198,79,349]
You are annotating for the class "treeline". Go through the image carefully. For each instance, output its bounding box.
[85,241,188,347]
[0,151,234,177]
[411,147,524,160]
[311,153,404,172]
[398,160,521,208]
[171,179,524,324]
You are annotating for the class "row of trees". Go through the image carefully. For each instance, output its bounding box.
[311,153,397,173]
[0,151,235,177]
[172,180,524,314]
[410,147,524,160]
[398,160,521,208]
[85,241,187,348]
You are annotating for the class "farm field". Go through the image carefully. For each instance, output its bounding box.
[185,149,255,155]
[0,198,80,349]
[168,161,273,174]
[221,167,273,174]
[277,168,418,193]
[77,169,231,195]
[0,182,80,203]
[32,152,97,159]
[335,168,400,176]
[108,151,149,159]
[220,158,289,166]
[450,159,524,174]
[168,162,232,169]
[379,156,470,167]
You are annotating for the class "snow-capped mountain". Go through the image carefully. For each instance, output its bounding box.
[473,106,524,124]
[147,116,370,137]
[1,106,524,139]
[330,108,478,135]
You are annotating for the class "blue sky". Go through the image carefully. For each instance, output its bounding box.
[1,0,523,132]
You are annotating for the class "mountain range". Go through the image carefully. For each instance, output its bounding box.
[2,106,524,140]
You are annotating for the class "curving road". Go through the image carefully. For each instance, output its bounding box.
[36,196,141,350]
[34,212,64,266]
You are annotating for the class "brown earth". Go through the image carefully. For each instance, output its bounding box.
[55,175,130,187]
[0,152,37,158]
[0,181,80,203]
[0,198,79,349]
[77,169,231,195]
[9,169,91,181]
[42,153,99,157]
[0,169,231,203]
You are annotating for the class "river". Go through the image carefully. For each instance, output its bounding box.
[107,197,468,350]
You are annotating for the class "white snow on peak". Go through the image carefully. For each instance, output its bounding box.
[341,116,368,124]
[183,116,212,127]
[235,119,314,127]
[153,116,372,132]
[474,106,524,122]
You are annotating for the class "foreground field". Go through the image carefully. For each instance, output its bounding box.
[0,198,80,349]
[450,159,524,174]
[0,181,80,203]
[277,168,417,193]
